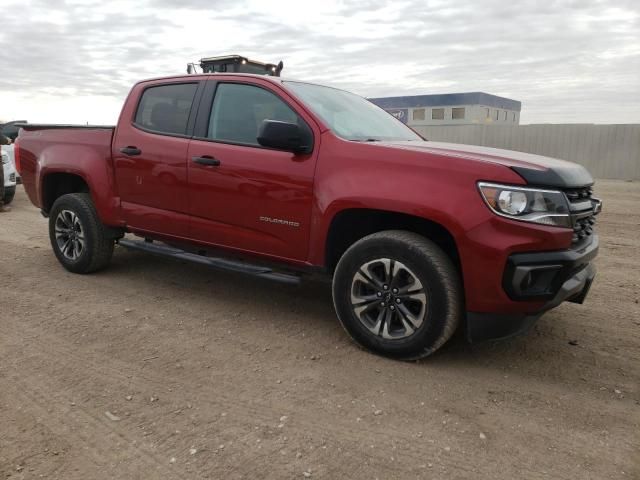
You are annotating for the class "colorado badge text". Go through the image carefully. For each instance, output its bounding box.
[259,216,301,228]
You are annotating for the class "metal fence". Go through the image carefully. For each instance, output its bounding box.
[411,124,640,180]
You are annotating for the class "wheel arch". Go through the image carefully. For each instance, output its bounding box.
[41,172,91,214]
[324,208,462,275]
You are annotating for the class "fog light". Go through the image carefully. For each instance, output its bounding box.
[520,271,533,290]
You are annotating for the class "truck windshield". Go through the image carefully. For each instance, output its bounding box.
[285,81,422,142]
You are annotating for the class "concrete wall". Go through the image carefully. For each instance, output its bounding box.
[411,124,640,180]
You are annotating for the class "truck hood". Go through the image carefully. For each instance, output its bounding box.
[381,140,593,188]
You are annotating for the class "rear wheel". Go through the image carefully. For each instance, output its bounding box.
[2,186,15,205]
[332,230,462,360]
[49,193,114,273]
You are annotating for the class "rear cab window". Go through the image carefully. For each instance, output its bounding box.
[134,83,198,136]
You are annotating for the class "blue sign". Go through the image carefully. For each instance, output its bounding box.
[386,108,408,124]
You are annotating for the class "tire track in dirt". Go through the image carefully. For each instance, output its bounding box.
[0,375,184,480]
[0,311,599,480]
[2,270,635,480]
[0,331,445,479]
[3,283,635,480]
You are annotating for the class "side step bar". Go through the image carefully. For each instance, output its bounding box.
[117,238,301,285]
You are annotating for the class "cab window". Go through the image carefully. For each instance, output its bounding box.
[134,83,198,136]
[207,83,302,146]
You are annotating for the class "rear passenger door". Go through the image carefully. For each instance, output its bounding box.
[113,80,202,237]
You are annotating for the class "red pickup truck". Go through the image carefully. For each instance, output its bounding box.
[16,74,601,359]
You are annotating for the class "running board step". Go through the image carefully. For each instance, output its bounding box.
[117,239,301,285]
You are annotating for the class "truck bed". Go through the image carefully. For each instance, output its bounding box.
[18,123,115,131]
[17,124,115,210]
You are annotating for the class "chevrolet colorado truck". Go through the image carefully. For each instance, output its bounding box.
[15,74,601,359]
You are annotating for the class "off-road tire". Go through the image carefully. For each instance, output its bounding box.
[332,230,462,360]
[49,193,114,273]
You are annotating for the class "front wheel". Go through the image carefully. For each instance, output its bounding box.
[49,193,114,274]
[332,230,462,360]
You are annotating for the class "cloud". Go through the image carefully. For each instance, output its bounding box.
[0,0,638,123]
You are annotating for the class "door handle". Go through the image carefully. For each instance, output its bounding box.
[192,156,221,167]
[120,146,142,156]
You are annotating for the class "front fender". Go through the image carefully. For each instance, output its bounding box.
[306,131,526,275]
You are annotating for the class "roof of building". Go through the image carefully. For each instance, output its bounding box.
[369,92,521,112]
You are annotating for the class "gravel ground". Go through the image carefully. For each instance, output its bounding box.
[0,181,638,479]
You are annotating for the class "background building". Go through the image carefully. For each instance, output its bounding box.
[369,92,521,126]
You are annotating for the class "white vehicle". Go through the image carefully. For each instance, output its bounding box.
[2,147,17,205]
[1,120,25,188]
[3,143,19,181]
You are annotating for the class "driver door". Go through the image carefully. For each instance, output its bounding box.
[186,79,319,261]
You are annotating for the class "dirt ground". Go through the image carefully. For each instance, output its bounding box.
[0,181,638,479]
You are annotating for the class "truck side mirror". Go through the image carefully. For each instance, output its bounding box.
[257,120,312,155]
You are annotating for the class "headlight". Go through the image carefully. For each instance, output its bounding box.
[497,190,528,215]
[478,182,571,228]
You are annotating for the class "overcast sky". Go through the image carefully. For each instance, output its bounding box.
[1,0,638,125]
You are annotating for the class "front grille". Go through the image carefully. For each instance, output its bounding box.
[564,186,597,244]
[564,186,593,202]
[572,214,596,243]
[9,173,16,182]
